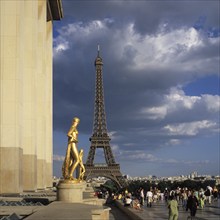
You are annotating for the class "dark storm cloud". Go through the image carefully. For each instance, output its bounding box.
[53,0,219,159]
[53,48,95,133]
[62,0,219,35]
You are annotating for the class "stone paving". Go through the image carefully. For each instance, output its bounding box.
[130,200,220,220]
[0,196,219,220]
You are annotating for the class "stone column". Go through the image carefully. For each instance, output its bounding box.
[0,0,23,194]
[21,0,38,192]
[45,20,53,188]
[36,0,47,189]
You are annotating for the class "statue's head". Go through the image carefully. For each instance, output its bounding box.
[73,117,80,124]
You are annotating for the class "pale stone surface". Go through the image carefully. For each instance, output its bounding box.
[25,202,110,220]
[23,154,37,191]
[0,0,54,193]
[36,0,49,190]
[0,206,44,216]
[92,208,111,220]
[46,162,53,188]
[0,148,23,194]
[45,19,53,186]
[21,2,37,193]
[57,181,87,203]
[37,158,46,190]
[115,200,220,220]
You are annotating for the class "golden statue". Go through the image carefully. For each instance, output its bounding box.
[62,117,84,181]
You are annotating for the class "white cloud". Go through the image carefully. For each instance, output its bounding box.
[164,158,211,165]
[53,20,108,58]
[110,24,219,75]
[202,94,220,112]
[108,131,117,140]
[119,151,160,162]
[54,18,219,80]
[129,153,158,161]
[139,87,219,121]
[166,139,181,146]
[164,120,217,136]
[140,106,167,120]
[165,158,179,163]
[54,19,110,46]
[184,160,210,165]
[115,150,212,167]
[53,37,70,58]
[111,144,119,152]
[167,88,201,110]
[53,154,65,162]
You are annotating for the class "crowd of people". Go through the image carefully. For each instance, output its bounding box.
[111,185,219,219]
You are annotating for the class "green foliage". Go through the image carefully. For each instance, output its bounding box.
[101,180,118,192]
[157,181,172,192]
[125,179,217,193]
[202,180,216,189]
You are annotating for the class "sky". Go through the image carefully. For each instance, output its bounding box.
[52,0,220,178]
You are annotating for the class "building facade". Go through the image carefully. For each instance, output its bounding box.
[0,0,63,193]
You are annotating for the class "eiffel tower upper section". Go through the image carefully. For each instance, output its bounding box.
[91,46,109,139]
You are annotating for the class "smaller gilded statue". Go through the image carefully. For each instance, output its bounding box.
[78,149,85,180]
[62,117,83,181]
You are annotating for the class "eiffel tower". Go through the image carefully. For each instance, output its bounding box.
[84,46,126,189]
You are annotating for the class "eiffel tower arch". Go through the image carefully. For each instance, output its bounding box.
[84,47,126,189]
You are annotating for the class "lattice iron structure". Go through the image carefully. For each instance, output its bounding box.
[84,47,126,189]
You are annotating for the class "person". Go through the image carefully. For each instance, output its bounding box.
[199,194,205,209]
[164,188,169,203]
[187,192,198,217]
[124,195,132,207]
[204,187,212,204]
[132,198,143,210]
[62,117,80,180]
[168,195,179,220]
[182,190,188,210]
[140,188,144,206]
[213,186,218,202]
[146,189,153,207]
[153,188,158,202]
[117,193,122,200]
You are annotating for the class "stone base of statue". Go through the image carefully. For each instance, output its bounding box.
[57,179,86,203]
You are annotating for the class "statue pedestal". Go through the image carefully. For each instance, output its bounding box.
[57,180,86,203]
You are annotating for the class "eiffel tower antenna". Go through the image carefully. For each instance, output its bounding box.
[84,47,126,189]
[97,44,100,56]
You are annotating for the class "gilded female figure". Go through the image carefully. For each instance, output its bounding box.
[78,149,85,180]
[62,117,80,180]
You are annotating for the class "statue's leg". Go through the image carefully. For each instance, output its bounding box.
[69,144,80,178]
[69,159,74,176]
[79,163,85,180]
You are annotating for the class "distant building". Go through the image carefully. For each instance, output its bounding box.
[0,0,63,194]
[215,176,220,185]
[190,171,198,179]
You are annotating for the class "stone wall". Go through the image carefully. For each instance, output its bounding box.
[0,0,61,194]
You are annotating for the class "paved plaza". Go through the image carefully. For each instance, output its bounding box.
[0,195,219,220]
[118,199,220,220]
